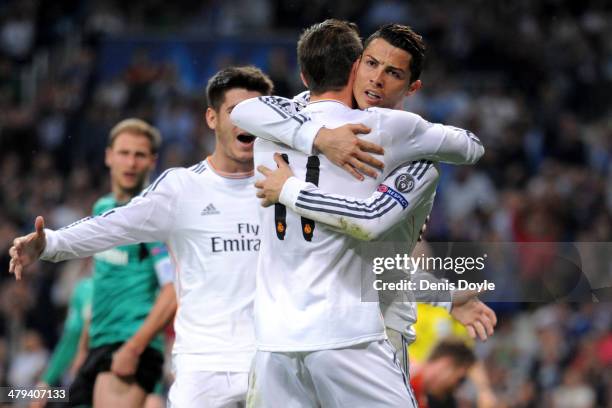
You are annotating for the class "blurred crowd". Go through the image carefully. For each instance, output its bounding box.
[0,0,610,406]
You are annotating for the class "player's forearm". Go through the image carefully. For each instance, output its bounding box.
[43,199,169,263]
[230,96,322,155]
[42,222,137,262]
[387,117,484,169]
[278,177,398,241]
[436,125,484,164]
[279,163,438,241]
[411,269,452,311]
[414,123,484,165]
[125,284,176,355]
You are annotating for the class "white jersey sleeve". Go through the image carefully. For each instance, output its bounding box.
[41,168,181,263]
[279,160,439,241]
[379,109,484,166]
[230,96,322,155]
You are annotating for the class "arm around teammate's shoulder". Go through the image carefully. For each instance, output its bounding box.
[379,109,485,167]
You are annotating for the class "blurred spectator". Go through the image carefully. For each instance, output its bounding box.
[551,368,596,408]
[7,330,47,388]
[0,1,36,62]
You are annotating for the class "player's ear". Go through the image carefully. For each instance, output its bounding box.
[346,58,360,90]
[351,57,361,76]
[405,79,422,97]
[205,107,217,130]
[299,72,308,88]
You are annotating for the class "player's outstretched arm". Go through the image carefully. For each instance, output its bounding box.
[230,96,384,180]
[256,155,439,241]
[29,169,179,265]
[111,282,176,377]
[9,216,47,280]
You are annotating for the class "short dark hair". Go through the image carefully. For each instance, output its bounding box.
[206,66,274,111]
[297,19,363,95]
[364,24,426,83]
[428,338,476,368]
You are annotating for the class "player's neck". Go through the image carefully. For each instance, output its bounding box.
[309,88,354,108]
[112,185,138,204]
[208,151,254,176]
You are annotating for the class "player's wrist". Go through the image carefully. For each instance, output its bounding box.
[312,127,331,155]
[123,339,145,356]
[279,177,306,209]
[297,121,324,155]
[39,229,55,261]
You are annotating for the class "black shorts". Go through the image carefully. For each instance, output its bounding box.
[68,342,163,407]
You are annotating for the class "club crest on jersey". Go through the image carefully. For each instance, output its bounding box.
[395,173,415,193]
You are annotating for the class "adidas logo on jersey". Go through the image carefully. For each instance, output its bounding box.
[201,203,220,215]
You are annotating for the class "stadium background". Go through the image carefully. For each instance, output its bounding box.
[0,0,610,406]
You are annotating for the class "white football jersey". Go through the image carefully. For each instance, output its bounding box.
[42,159,260,372]
[232,98,484,351]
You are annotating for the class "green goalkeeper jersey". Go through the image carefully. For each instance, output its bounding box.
[89,194,172,352]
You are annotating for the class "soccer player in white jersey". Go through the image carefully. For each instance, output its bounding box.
[9,66,274,408]
[236,23,497,373]
[230,20,485,407]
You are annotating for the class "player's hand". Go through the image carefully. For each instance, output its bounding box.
[9,216,47,280]
[111,343,141,377]
[313,124,383,180]
[255,153,295,207]
[450,297,497,341]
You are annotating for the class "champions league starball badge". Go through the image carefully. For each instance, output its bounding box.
[395,173,415,193]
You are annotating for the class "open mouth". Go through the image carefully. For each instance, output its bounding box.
[365,90,382,101]
[237,134,256,144]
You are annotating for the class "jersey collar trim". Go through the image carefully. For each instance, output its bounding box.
[206,157,254,179]
[307,99,351,109]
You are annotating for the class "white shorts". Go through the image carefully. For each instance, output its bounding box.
[248,340,417,408]
[168,369,247,408]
